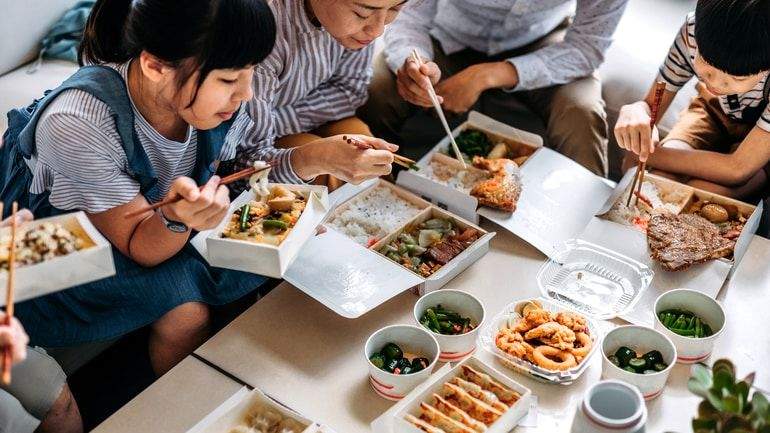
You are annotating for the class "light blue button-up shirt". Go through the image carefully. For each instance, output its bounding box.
[384,0,629,91]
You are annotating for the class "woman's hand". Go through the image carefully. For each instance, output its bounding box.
[615,101,660,162]
[294,135,398,184]
[0,313,28,366]
[161,175,230,231]
[397,56,442,107]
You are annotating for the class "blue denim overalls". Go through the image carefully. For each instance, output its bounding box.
[0,65,269,347]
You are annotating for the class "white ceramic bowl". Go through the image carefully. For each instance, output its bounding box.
[364,324,439,401]
[413,290,485,362]
[654,289,725,364]
[601,325,676,400]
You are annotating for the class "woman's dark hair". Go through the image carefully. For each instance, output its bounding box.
[695,0,770,76]
[80,0,276,101]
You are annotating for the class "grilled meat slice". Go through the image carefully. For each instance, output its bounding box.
[426,228,480,265]
[647,213,735,271]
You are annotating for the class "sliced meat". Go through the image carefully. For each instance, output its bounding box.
[647,213,736,271]
[426,229,481,265]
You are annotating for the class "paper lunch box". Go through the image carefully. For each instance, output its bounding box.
[371,356,532,433]
[283,179,495,319]
[396,111,760,325]
[186,386,333,433]
[0,211,115,306]
[397,110,542,224]
[198,184,330,279]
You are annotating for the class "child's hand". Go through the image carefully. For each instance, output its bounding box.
[161,176,230,231]
[615,101,660,162]
[0,209,33,228]
[0,312,28,366]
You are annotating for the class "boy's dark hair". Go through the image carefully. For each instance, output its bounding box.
[79,0,276,105]
[695,0,770,76]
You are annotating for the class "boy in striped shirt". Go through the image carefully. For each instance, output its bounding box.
[615,0,770,199]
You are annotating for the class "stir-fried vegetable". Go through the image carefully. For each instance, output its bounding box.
[419,304,475,335]
[239,204,251,231]
[658,309,713,338]
[451,129,493,160]
[611,346,667,375]
[369,342,427,375]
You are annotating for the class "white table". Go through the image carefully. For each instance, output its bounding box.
[93,356,245,433]
[191,225,770,432]
[96,226,770,432]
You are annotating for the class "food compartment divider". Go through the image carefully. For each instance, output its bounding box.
[478,298,601,384]
[393,356,532,433]
[370,207,434,251]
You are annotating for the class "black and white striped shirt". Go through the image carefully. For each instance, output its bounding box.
[237,0,375,184]
[658,13,770,131]
[29,62,249,213]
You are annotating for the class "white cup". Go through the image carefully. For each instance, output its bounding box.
[571,380,647,433]
[413,289,485,362]
[601,325,676,400]
[654,288,725,364]
[364,324,439,401]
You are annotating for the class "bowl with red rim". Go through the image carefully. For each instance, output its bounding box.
[364,324,439,401]
[654,288,725,364]
[601,325,676,401]
[413,289,485,362]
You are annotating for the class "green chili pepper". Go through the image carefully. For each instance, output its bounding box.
[263,219,288,230]
[239,204,250,231]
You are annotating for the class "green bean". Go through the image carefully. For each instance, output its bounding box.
[239,204,250,231]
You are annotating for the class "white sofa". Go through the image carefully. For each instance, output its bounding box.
[0,0,79,133]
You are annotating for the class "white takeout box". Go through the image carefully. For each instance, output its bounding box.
[0,211,115,306]
[283,179,495,319]
[186,386,330,433]
[201,184,329,279]
[372,356,532,433]
[396,111,761,325]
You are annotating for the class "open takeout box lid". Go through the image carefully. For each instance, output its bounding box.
[0,211,115,306]
[284,178,494,318]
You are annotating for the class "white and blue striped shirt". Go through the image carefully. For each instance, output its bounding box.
[29,62,249,213]
[237,0,375,184]
[658,13,770,131]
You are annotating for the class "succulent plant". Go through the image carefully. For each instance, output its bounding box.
[688,359,770,433]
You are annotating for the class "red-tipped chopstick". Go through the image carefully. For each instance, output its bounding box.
[627,82,667,207]
[124,164,275,218]
[342,135,418,169]
[2,202,18,385]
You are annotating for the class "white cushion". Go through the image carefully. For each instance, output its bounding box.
[0,0,79,76]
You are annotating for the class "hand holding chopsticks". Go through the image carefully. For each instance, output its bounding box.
[1,202,18,385]
[342,135,418,170]
[626,82,667,207]
[124,164,274,219]
[410,49,467,169]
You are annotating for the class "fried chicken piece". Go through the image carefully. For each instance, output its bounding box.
[512,307,552,333]
[495,328,535,361]
[553,311,588,333]
[524,322,576,350]
[470,156,522,212]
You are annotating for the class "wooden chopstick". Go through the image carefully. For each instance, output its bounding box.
[627,82,667,207]
[2,202,17,385]
[124,164,274,218]
[343,136,418,169]
[410,49,467,169]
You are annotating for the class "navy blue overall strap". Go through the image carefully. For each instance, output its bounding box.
[193,113,237,184]
[18,65,159,194]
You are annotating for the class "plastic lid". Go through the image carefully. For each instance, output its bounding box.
[536,239,653,320]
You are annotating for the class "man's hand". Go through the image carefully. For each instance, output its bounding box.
[435,62,519,114]
[396,56,442,107]
[0,313,28,366]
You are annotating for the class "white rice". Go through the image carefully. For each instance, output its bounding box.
[418,160,489,193]
[327,185,423,245]
[605,181,681,228]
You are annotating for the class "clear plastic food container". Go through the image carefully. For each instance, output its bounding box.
[537,239,653,320]
[478,298,602,384]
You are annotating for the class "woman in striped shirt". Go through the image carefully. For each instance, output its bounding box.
[237,0,407,190]
[0,0,276,375]
[615,0,770,199]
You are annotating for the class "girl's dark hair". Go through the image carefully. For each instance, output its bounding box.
[79,0,276,101]
[695,0,770,76]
